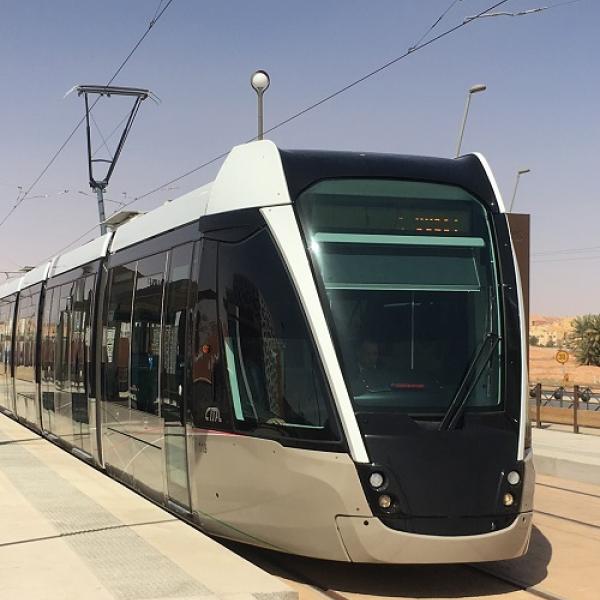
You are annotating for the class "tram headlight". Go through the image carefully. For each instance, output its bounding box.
[502,492,515,507]
[369,472,385,489]
[507,471,520,486]
[378,494,392,509]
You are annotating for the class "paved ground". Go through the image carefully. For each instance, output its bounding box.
[533,426,600,485]
[0,413,295,600]
[2,412,599,599]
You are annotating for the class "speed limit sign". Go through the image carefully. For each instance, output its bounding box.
[555,350,569,365]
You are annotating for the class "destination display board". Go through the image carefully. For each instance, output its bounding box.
[313,201,473,236]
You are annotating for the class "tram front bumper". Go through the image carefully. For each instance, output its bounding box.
[336,511,533,564]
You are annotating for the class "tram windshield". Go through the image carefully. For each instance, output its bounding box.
[296,179,502,414]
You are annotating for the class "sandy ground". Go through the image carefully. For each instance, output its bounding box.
[529,345,600,388]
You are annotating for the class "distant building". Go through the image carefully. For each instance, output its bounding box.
[529,315,572,347]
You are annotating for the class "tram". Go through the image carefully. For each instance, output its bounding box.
[0,141,533,563]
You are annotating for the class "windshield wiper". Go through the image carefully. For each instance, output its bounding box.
[438,332,501,431]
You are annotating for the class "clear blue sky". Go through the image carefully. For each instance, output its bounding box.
[0,0,596,315]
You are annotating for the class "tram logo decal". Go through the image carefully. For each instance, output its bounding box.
[205,407,222,423]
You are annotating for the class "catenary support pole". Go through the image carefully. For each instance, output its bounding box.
[96,187,107,235]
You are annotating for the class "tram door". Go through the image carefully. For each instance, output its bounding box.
[162,243,195,511]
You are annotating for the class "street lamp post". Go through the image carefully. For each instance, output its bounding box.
[250,70,270,141]
[509,168,531,212]
[456,84,487,157]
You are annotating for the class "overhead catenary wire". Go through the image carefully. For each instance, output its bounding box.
[0,0,177,232]
[91,113,115,160]
[550,0,587,7]
[92,112,131,157]
[527,0,586,9]
[532,243,600,257]
[120,1,516,204]
[1,253,23,269]
[464,0,587,21]
[90,93,162,158]
[151,0,165,26]
[533,254,600,264]
[409,0,464,51]
[534,250,600,257]
[135,0,514,193]
[44,0,514,261]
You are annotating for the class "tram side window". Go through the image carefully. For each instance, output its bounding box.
[70,275,95,422]
[218,229,339,442]
[0,296,16,406]
[0,303,6,378]
[41,287,56,411]
[83,276,95,398]
[131,253,166,416]
[161,243,193,424]
[47,286,61,400]
[71,279,86,394]
[71,275,95,390]
[15,285,41,385]
[0,298,13,376]
[55,283,73,395]
[188,239,231,430]
[104,263,136,408]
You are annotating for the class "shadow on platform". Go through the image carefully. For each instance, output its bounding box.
[480,525,552,590]
[225,525,552,598]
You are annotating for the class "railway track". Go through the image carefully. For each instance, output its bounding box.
[535,508,600,531]
[537,481,600,500]
[534,480,600,531]
[468,565,568,600]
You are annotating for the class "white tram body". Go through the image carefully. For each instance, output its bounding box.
[0,141,533,563]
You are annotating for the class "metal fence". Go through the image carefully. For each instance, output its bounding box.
[529,383,600,433]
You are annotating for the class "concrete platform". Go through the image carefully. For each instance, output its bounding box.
[0,413,296,600]
[533,426,600,485]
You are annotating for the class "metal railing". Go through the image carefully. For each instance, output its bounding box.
[529,383,600,433]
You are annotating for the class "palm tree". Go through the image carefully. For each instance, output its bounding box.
[569,314,600,366]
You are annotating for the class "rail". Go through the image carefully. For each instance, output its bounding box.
[529,383,600,433]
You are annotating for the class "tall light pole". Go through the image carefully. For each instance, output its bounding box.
[456,84,487,157]
[250,70,270,140]
[509,168,531,212]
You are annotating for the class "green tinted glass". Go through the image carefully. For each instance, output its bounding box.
[296,178,502,413]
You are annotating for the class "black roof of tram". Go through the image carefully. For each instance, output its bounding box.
[278,149,500,213]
